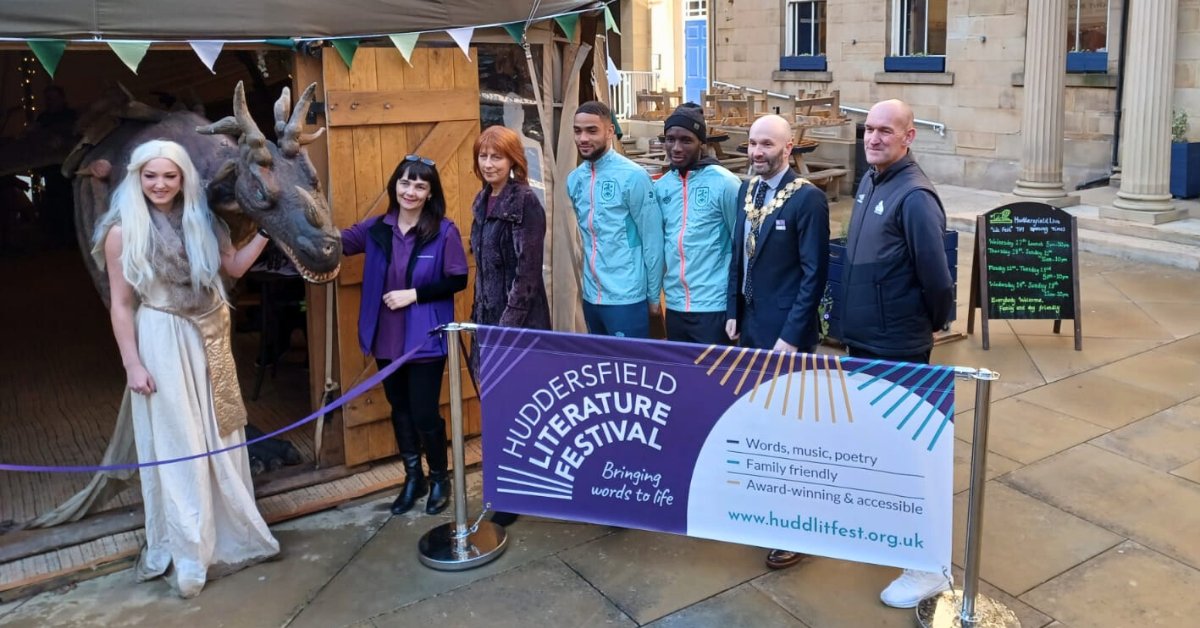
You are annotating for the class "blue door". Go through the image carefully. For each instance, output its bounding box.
[684,19,707,105]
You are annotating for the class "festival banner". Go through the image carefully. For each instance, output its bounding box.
[478,327,956,573]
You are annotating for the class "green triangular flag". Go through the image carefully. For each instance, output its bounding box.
[108,41,151,74]
[28,40,67,78]
[388,33,419,65]
[604,6,621,35]
[331,39,359,69]
[503,23,525,45]
[555,14,579,40]
[264,38,296,49]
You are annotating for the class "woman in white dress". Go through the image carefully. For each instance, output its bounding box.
[93,139,279,598]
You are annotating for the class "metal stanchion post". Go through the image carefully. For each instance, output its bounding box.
[419,323,508,570]
[918,368,1020,628]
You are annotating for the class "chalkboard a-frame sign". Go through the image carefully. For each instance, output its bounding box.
[967,202,1083,350]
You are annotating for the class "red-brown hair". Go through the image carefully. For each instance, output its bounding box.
[473,125,529,185]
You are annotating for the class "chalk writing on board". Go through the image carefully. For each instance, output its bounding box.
[981,204,1076,320]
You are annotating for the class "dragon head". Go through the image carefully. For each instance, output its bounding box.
[198,81,341,283]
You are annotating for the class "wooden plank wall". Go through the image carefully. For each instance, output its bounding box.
[323,46,482,467]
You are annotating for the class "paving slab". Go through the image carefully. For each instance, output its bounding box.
[1134,300,1200,339]
[1172,459,1200,483]
[1003,445,1200,570]
[1090,351,1200,401]
[1101,268,1200,303]
[750,556,916,627]
[1014,371,1182,429]
[952,437,1022,495]
[289,499,615,628]
[950,482,1122,596]
[1092,399,1200,471]
[954,398,1108,465]
[1154,333,1200,364]
[1010,301,1173,341]
[1019,336,1167,383]
[0,504,391,628]
[1020,541,1200,627]
[370,557,635,628]
[644,582,809,628]
[558,529,768,625]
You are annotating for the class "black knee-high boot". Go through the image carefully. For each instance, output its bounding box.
[422,427,451,515]
[390,414,427,515]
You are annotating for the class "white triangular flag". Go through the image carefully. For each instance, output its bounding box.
[189,40,224,73]
[607,55,621,89]
[446,27,474,59]
[388,33,419,65]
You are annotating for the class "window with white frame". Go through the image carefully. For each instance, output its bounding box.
[1068,0,1108,52]
[891,0,947,56]
[785,0,826,56]
[685,0,707,19]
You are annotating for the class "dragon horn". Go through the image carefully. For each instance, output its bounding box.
[280,83,319,157]
[232,81,272,166]
[273,86,291,138]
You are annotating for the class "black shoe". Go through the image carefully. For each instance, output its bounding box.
[490,511,519,527]
[391,454,428,515]
[420,426,451,515]
[426,473,450,514]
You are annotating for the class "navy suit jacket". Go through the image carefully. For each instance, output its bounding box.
[725,170,830,349]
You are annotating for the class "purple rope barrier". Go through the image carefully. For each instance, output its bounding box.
[0,336,437,474]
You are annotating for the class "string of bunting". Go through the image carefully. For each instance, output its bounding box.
[12,2,620,76]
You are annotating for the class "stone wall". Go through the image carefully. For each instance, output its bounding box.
[707,0,1200,192]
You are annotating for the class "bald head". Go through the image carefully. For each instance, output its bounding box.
[864,99,917,172]
[748,114,794,178]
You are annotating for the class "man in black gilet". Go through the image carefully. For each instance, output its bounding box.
[842,99,954,607]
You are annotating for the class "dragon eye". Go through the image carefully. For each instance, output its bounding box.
[256,188,267,202]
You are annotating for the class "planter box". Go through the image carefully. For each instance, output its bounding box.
[780,55,827,72]
[883,55,944,73]
[1171,141,1200,199]
[825,231,958,342]
[1066,51,1107,73]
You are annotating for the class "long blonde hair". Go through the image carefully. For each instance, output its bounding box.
[92,139,226,300]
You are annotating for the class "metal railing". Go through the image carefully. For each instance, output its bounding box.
[840,105,945,136]
[610,70,660,120]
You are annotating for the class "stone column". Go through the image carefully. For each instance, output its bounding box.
[1106,0,1185,223]
[1012,0,1077,206]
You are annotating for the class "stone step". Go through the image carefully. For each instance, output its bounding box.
[946,214,1200,271]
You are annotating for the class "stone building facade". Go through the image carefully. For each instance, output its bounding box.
[695,0,1200,222]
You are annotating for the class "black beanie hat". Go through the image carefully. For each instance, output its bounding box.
[664,103,707,142]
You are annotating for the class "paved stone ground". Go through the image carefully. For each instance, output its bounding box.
[2,189,1199,627]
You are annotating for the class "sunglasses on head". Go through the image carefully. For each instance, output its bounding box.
[404,154,436,167]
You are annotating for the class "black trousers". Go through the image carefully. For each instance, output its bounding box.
[847,346,931,365]
[376,357,447,434]
[665,309,730,345]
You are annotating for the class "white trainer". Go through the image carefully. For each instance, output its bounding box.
[880,569,951,609]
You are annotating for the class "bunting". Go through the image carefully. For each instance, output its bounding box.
[108,41,151,74]
[554,14,579,41]
[446,27,474,58]
[5,5,608,75]
[189,40,224,73]
[604,5,620,35]
[388,33,420,65]
[27,40,67,78]
[331,39,360,68]
[503,23,525,45]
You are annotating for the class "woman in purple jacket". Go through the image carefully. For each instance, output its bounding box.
[470,125,551,525]
[342,156,468,516]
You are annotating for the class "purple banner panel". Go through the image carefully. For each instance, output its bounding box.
[477,326,956,573]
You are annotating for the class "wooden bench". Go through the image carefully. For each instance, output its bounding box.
[803,167,848,201]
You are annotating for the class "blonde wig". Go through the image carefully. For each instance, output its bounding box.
[92,139,227,301]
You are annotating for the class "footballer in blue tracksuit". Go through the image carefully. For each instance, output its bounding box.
[654,104,741,344]
[567,101,664,338]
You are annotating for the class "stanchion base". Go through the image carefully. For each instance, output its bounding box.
[917,589,1021,628]
[418,521,508,571]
